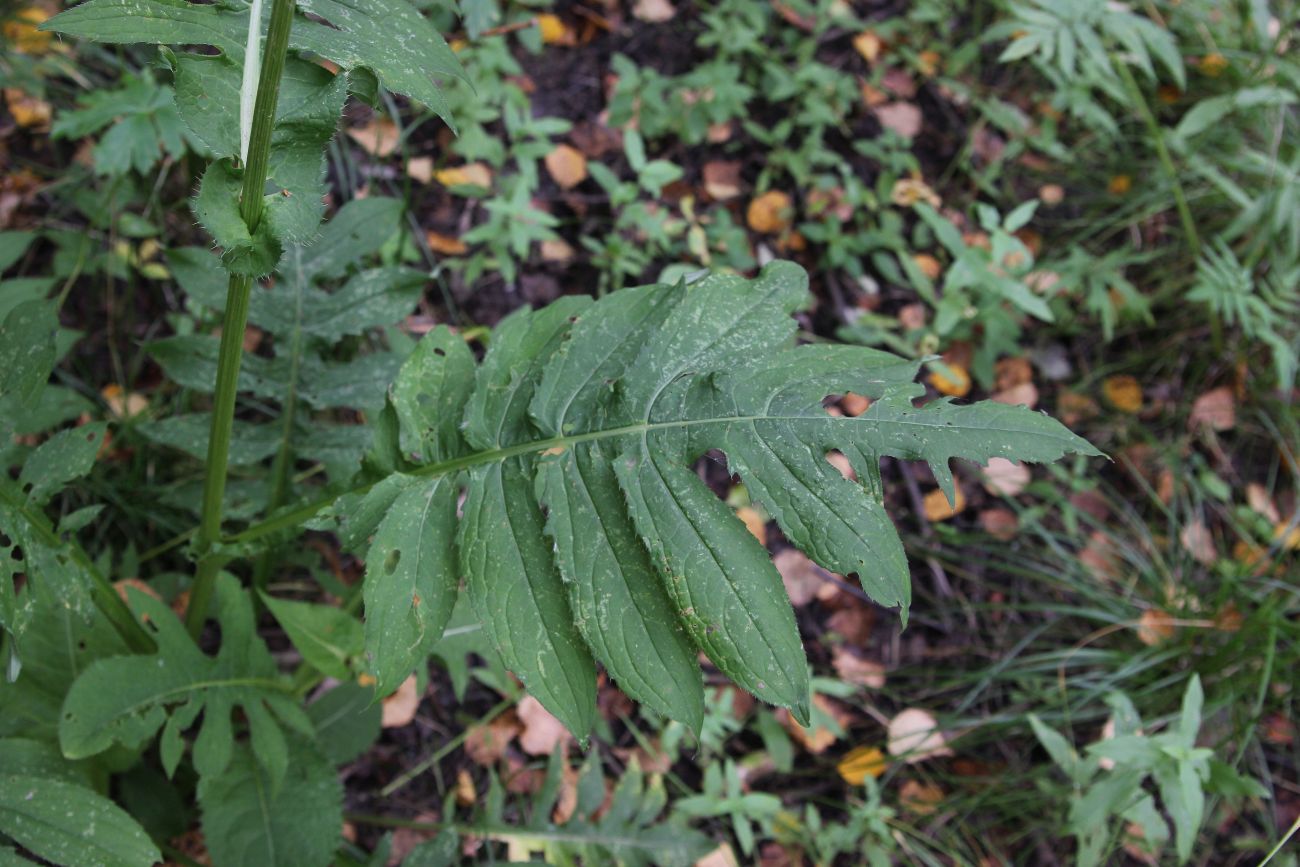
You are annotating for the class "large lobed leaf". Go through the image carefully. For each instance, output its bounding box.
[357,261,1100,735]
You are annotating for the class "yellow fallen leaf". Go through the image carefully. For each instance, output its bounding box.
[1273,521,1300,551]
[3,8,53,54]
[4,88,51,130]
[454,769,476,807]
[922,483,966,521]
[890,176,941,208]
[837,745,887,784]
[1199,53,1229,77]
[886,708,951,763]
[544,143,588,190]
[536,13,568,44]
[928,363,971,397]
[346,117,400,156]
[380,674,421,728]
[851,30,884,64]
[1108,174,1132,196]
[425,231,467,256]
[435,162,493,189]
[746,190,793,234]
[1102,374,1143,413]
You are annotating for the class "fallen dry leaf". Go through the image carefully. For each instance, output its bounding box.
[899,779,945,815]
[1189,386,1235,431]
[4,88,51,130]
[1039,183,1065,205]
[912,253,942,281]
[516,695,571,756]
[426,231,468,256]
[455,769,476,807]
[831,648,886,689]
[702,160,742,201]
[540,238,576,262]
[981,457,1030,497]
[887,708,951,763]
[827,603,874,645]
[1273,521,1300,551]
[851,30,884,64]
[1180,518,1217,566]
[695,844,741,867]
[780,693,846,754]
[995,356,1034,391]
[101,384,149,419]
[992,382,1039,408]
[837,745,887,785]
[380,674,421,728]
[736,506,767,545]
[435,162,493,189]
[1246,483,1280,523]
[890,176,941,208]
[346,117,400,156]
[980,508,1019,541]
[1135,609,1177,646]
[536,13,570,45]
[406,156,434,183]
[465,711,523,765]
[544,144,588,190]
[747,191,793,234]
[774,548,821,607]
[841,392,871,417]
[875,102,922,138]
[114,578,161,606]
[922,482,966,522]
[4,8,53,54]
[632,0,676,23]
[928,363,971,397]
[825,450,855,481]
[898,302,927,330]
[1102,375,1143,413]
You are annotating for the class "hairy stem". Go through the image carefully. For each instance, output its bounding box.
[187,0,297,639]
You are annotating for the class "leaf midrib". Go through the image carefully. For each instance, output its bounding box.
[228,409,1088,546]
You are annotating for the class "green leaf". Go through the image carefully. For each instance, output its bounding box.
[0,232,36,273]
[401,830,460,867]
[348,261,1098,736]
[305,681,381,765]
[19,423,107,507]
[198,738,343,867]
[140,414,282,466]
[0,299,59,405]
[391,326,477,463]
[261,593,363,680]
[0,775,161,867]
[59,574,311,786]
[362,475,460,696]
[193,158,282,277]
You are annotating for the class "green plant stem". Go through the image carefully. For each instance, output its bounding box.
[186,0,297,639]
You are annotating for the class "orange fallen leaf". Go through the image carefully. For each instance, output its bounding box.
[380,674,421,728]
[346,117,400,156]
[736,506,767,545]
[922,483,966,521]
[929,364,971,397]
[841,392,871,417]
[912,253,942,281]
[435,162,493,189]
[781,693,846,754]
[544,143,588,190]
[1102,374,1143,413]
[747,191,793,234]
[114,578,162,606]
[1108,174,1132,196]
[426,231,468,256]
[837,745,887,784]
[1135,609,1177,646]
[886,708,951,763]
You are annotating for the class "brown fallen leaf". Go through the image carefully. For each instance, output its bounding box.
[899,779,945,815]
[702,160,742,201]
[465,711,523,765]
[992,382,1039,408]
[898,303,927,330]
[912,253,942,281]
[1246,483,1280,523]
[1039,183,1066,205]
[827,603,874,645]
[544,144,588,190]
[979,508,1019,541]
[695,844,741,867]
[516,695,571,756]
[1180,518,1217,566]
[101,384,149,419]
[632,0,676,23]
[831,648,886,689]
[890,176,940,208]
[774,548,821,607]
[837,745,887,785]
[747,191,793,234]
[981,457,1030,497]
[1189,386,1235,431]
[781,693,848,754]
[922,482,966,521]
[406,156,434,183]
[426,231,468,256]
[875,102,922,138]
[825,450,855,481]
[346,117,400,156]
[540,238,576,262]
[380,674,421,728]
[886,708,952,763]
[841,392,871,417]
